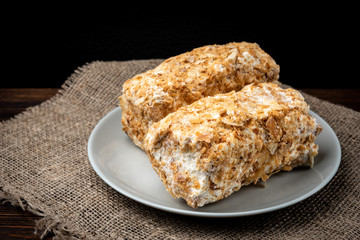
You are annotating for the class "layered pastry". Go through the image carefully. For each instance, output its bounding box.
[119,42,280,149]
[144,83,322,208]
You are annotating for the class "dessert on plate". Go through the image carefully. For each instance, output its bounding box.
[119,42,279,149]
[144,83,322,208]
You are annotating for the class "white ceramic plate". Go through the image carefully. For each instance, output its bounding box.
[88,108,341,217]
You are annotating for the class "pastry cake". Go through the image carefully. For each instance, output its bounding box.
[144,83,322,208]
[119,42,280,149]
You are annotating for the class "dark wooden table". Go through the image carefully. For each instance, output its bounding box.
[1,88,360,239]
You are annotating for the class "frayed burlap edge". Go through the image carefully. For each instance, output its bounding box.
[1,60,358,240]
[0,60,164,240]
[0,62,99,240]
[0,187,82,240]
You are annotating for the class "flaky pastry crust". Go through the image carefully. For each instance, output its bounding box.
[144,83,322,208]
[119,42,279,148]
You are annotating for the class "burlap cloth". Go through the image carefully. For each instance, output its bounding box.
[1,60,359,240]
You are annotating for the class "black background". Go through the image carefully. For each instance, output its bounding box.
[2,6,358,88]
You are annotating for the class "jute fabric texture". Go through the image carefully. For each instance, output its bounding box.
[1,60,359,239]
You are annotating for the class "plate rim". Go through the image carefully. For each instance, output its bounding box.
[87,107,341,218]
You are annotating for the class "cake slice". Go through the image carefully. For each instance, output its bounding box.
[144,83,322,208]
[119,42,279,149]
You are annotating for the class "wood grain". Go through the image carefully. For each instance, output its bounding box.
[0,88,359,239]
[0,89,58,121]
[301,89,360,112]
[0,203,52,240]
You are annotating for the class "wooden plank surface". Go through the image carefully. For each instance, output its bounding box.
[0,88,359,239]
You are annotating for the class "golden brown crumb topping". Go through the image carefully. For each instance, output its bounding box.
[144,83,322,208]
[119,42,280,148]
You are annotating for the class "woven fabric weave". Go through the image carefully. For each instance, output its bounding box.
[1,60,359,239]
